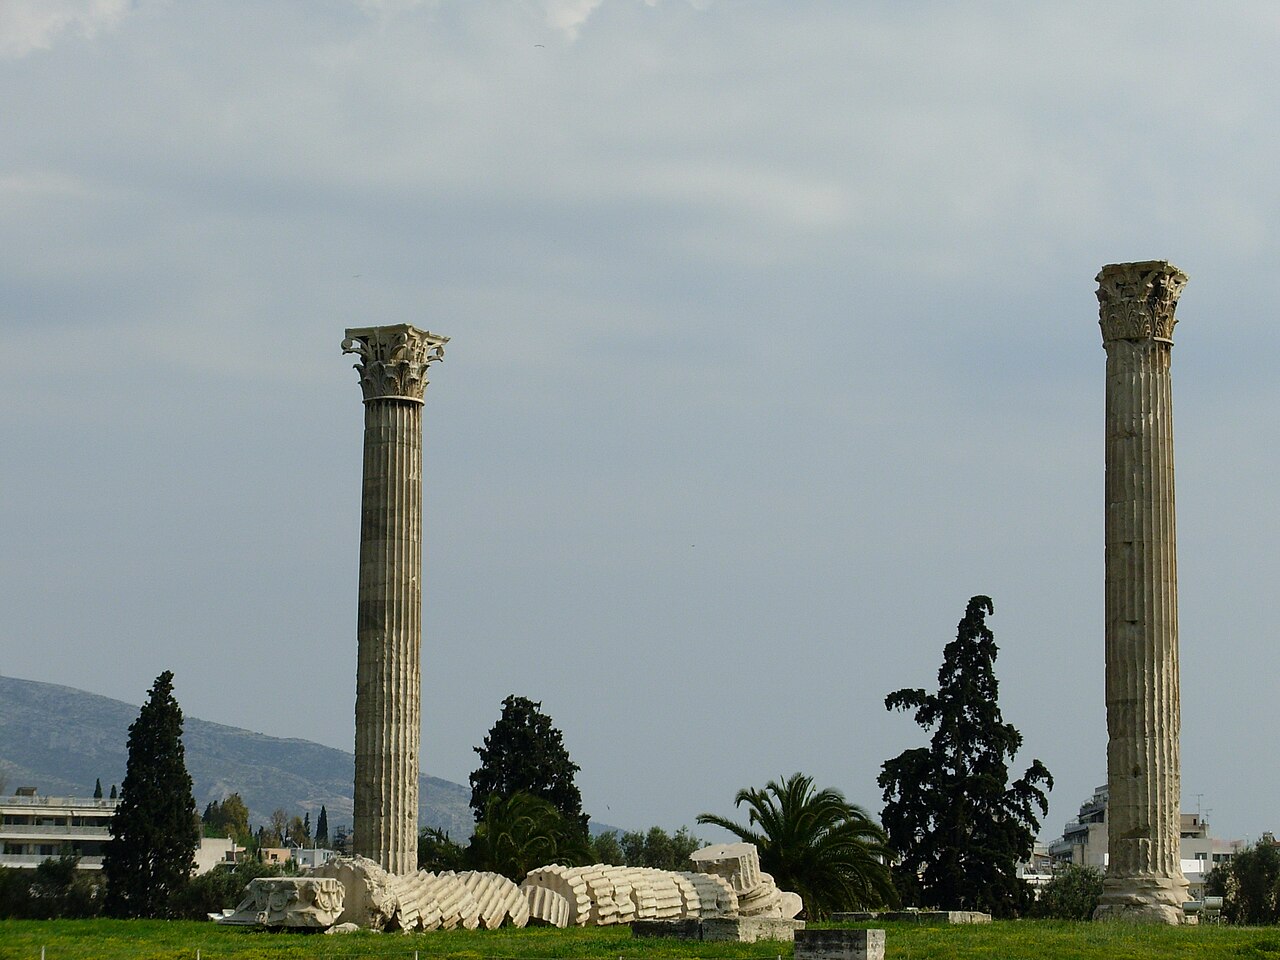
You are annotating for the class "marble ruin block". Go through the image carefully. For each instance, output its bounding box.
[689,842,763,894]
[795,928,886,960]
[218,877,345,929]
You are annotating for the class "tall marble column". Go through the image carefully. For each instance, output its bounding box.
[341,324,448,875]
[1092,262,1189,924]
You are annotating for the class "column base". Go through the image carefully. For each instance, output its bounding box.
[1093,876,1188,925]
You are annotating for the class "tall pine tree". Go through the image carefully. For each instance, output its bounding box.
[878,596,1052,917]
[470,695,587,836]
[103,671,200,918]
[316,805,329,846]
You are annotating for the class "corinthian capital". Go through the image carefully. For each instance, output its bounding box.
[342,325,449,403]
[1096,261,1188,344]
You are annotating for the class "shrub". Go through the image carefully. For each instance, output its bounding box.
[169,861,284,920]
[1035,864,1103,920]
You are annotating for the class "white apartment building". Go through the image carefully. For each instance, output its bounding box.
[1047,785,1245,898]
[0,790,117,870]
[2,789,237,874]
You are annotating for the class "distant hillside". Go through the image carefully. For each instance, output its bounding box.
[0,674,474,840]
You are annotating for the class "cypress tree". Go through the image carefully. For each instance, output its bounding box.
[103,671,200,918]
[316,805,329,846]
[469,695,587,836]
[93,778,103,799]
[879,596,1052,917]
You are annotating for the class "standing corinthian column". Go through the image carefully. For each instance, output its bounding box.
[341,324,448,874]
[1092,262,1189,924]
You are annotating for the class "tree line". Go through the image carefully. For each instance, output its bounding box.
[12,597,1277,923]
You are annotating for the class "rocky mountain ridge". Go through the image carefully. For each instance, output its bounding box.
[0,674,474,840]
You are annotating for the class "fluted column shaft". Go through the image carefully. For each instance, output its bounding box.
[343,325,447,875]
[1093,262,1188,924]
[354,398,422,875]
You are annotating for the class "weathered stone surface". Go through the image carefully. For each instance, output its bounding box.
[313,856,534,931]
[313,855,399,930]
[524,881,572,927]
[522,865,592,926]
[689,842,763,894]
[677,870,738,918]
[217,877,345,928]
[1092,262,1189,925]
[795,928,885,960]
[832,910,988,925]
[700,918,805,942]
[455,870,530,929]
[631,917,804,942]
[343,325,448,876]
[631,918,703,939]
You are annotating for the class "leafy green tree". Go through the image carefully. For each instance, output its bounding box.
[1034,864,1103,919]
[697,772,896,919]
[1205,841,1280,924]
[419,827,466,871]
[27,855,104,919]
[879,596,1052,918]
[465,791,590,882]
[218,794,251,845]
[591,830,624,864]
[618,826,702,869]
[267,808,289,846]
[316,805,329,846]
[103,671,200,918]
[286,815,308,847]
[470,695,587,836]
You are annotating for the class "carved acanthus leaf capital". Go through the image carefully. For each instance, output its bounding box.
[1096,261,1188,344]
[342,325,449,403]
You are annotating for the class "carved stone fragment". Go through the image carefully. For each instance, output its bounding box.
[217,877,345,928]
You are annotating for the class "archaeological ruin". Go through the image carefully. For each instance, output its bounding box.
[341,324,449,875]
[1092,261,1190,924]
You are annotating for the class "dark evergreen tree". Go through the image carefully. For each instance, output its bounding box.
[316,805,329,846]
[303,812,311,842]
[102,671,200,918]
[93,779,103,800]
[109,785,117,800]
[469,695,587,835]
[878,596,1052,918]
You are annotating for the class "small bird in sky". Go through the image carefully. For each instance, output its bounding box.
[534,44,544,47]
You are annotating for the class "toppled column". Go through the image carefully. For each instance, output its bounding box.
[1091,262,1190,924]
[342,325,448,875]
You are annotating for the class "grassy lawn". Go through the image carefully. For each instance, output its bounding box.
[5,919,1280,960]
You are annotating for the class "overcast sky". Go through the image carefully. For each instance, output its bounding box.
[3,0,1278,846]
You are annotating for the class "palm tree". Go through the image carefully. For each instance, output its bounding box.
[696,773,896,918]
[465,791,591,882]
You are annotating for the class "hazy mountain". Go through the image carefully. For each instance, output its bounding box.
[0,674,474,840]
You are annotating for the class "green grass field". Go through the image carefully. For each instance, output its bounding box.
[4,919,1280,960]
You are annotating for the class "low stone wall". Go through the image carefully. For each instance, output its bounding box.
[830,910,990,925]
[795,928,885,960]
[631,917,804,942]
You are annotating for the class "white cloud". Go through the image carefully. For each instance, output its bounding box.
[542,0,602,40]
[0,0,131,58]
